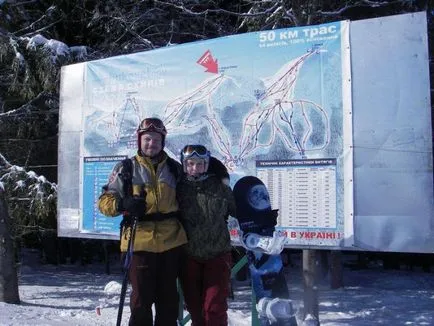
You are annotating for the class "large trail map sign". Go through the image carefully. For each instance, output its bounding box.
[59,12,433,253]
[79,20,354,247]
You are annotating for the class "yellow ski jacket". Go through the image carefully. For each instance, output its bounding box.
[98,152,187,252]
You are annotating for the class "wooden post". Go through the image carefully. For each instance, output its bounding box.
[302,249,319,324]
[0,188,20,303]
[330,250,343,289]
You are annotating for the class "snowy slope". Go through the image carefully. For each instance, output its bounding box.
[1,250,433,326]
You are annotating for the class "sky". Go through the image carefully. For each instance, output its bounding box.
[0,249,433,326]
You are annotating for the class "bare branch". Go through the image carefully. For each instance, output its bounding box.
[316,5,353,16]
[0,153,12,169]
[283,9,300,26]
[154,0,281,17]
[317,0,404,16]
[20,19,64,38]
[8,0,38,7]
[0,92,58,119]
[13,6,57,36]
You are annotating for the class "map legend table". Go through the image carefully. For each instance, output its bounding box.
[257,159,337,229]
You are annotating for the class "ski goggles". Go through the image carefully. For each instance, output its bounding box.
[137,118,167,136]
[181,145,210,160]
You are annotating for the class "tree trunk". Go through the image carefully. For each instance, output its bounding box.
[0,188,20,303]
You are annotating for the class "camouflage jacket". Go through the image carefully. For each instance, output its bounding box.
[177,174,235,260]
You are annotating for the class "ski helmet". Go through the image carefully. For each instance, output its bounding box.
[137,117,167,150]
[180,144,210,173]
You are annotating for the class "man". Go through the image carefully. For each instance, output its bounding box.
[98,117,187,326]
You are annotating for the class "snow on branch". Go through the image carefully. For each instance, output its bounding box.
[9,37,25,67]
[0,154,9,193]
[0,153,12,169]
[362,0,394,6]
[25,34,48,48]
[0,156,57,230]
[22,33,70,63]
[69,46,88,60]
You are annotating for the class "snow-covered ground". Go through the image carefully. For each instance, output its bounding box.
[1,249,433,326]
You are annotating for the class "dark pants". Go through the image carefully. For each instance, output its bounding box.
[180,252,232,326]
[128,246,183,326]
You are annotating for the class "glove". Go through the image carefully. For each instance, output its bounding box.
[121,197,147,219]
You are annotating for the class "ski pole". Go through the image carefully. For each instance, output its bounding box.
[116,186,146,326]
[116,215,138,326]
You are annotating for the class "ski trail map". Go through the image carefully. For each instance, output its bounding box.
[80,20,354,248]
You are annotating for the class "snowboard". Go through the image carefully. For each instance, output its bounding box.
[231,176,297,326]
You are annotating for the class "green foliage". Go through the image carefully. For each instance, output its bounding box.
[0,161,57,238]
[4,36,71,101]
[0,92,59,181]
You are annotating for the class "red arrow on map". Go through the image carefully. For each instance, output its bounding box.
[197,50,218,73]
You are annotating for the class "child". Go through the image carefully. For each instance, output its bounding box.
[177,144,236,326]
